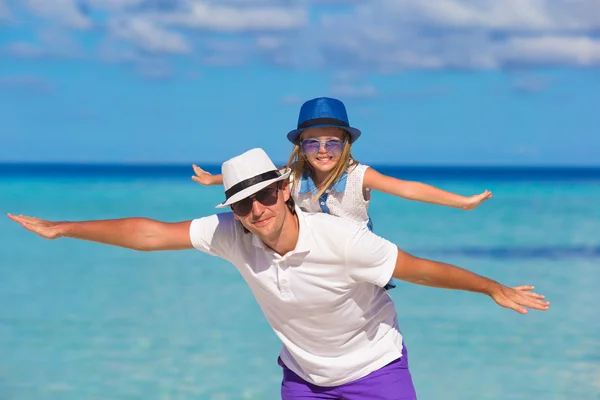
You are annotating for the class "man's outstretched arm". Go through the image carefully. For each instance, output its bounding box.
[392,248,550,314]
[7,213,193,251]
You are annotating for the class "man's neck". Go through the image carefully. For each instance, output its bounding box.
[263,211,299,256]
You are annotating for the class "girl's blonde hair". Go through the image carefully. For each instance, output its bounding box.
[286,130,358,199]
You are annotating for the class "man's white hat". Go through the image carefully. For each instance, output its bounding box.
[216,148,291,208]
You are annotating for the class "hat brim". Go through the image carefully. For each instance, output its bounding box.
[287,125,361,145]
[215,168,291,208]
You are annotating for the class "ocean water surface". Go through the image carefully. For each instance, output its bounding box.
[1,165,599,400]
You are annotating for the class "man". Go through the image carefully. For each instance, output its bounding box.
[8,148,549,400]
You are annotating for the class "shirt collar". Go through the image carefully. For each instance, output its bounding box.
[251,205,310,256]
[298,170,348,195]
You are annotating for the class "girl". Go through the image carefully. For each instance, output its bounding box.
[191,97,492,290]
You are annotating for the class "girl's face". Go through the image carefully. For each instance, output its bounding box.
[300,127,346,174]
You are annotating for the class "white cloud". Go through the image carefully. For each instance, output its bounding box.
[281,95,303,105]
[108,17,191,54]
[379,0,552,30]
[309,0,362,3]
[512,75,548,93]
[6,0,600,75]
[392,86,451,100]
[329,83,378,99]
[499,36,600,67]
[25,0,92,29]
[97,39,139,63]
[138,63,172,79]
[4,29,83,59]
[198,38,262,66]
[256,36,285,52]
[328,71,378,99]
[0,75,53,93]
[379,0,600,31]
[5,42,47,58]
[0,0,10,19]
[85,0,145,10]
[156,2,307,31]
[306,1,600,70]
[97,38,176,79]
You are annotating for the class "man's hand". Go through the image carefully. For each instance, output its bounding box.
[490,285,550,314]
[392,249,550,314]
[7,213,193,251]
[7,214,64,239]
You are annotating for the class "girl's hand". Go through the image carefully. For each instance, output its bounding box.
[461,190,492,210]
[191,164,216,186]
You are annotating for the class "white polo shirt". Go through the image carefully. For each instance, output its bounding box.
[189,207,403,387]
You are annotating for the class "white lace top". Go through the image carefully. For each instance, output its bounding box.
[290,163,372,226]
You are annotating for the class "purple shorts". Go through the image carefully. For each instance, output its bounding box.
[279,343,417,400]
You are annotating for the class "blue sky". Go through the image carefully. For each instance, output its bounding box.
[1,0,599,165]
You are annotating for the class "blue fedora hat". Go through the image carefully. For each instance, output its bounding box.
[286,97,361,144]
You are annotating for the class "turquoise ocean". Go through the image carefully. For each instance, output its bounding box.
[1,165,599,400]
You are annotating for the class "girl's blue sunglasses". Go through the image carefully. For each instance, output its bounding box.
[300,139,346,156]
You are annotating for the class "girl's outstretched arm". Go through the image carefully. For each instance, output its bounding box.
[192,164,223,186]
[363,167,492,210]
[192,163,289,187]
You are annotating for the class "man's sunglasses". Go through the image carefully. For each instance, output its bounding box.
[300,139,346,156]
[231,183,280,216]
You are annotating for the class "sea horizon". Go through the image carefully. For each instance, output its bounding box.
[2,162,600,181]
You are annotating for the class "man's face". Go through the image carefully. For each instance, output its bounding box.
[232,181,292,241]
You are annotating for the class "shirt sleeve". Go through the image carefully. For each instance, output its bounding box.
[345,225,398,287]
[189,212,239,260]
